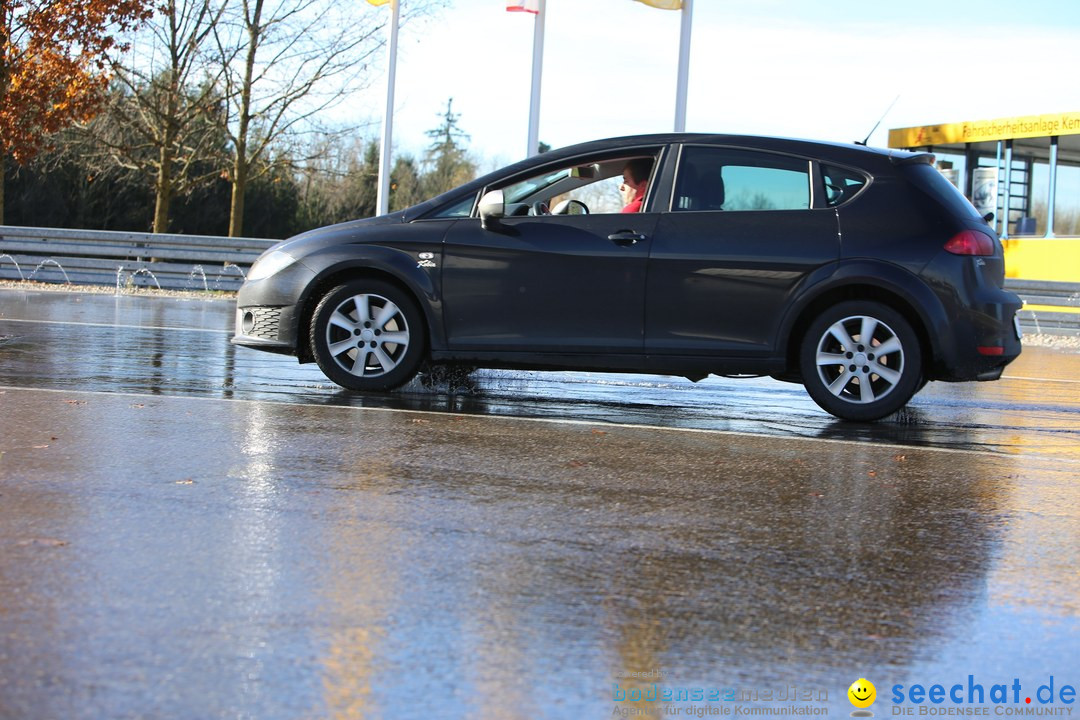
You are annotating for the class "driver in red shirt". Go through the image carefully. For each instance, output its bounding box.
[620,158,652,213]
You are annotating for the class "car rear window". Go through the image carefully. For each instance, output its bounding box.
[904,162,984,221]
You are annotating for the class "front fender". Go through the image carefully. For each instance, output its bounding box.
[296,242,447,352]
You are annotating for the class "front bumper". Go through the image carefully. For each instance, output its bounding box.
[230,261,316,355]
[231,304,302,355]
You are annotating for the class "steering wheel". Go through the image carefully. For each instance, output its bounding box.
[551,199,589,215]
[528,201,550,216]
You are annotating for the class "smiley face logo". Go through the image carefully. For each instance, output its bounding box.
[848,678,876,709]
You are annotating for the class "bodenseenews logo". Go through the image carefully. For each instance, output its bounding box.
[891,676,1075,715]
[612,683,736,702]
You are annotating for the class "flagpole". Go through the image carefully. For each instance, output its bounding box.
[673,0,692,132]
[526,0,546,157]
[376,0,400,216]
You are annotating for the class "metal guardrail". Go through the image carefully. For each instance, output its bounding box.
[1005,279,1080,305]
[0,225,277,291]
[0,225,1077,333]
[1006,279,1080,335]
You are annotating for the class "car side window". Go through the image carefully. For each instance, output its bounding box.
[674,147,811,212]
[496,152,660,216]
[821,164,868,207]
[555,174,624,214]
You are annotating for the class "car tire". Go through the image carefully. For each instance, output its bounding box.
[309,279,426,392]
[799,301,923,421]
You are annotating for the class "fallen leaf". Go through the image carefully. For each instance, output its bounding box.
[568,460,587,468]
[894,454,907,462]
[64,399,86,406]
[175,479,195,485]
[590,429,607,435]
[409,418,429,424]
[17,538,68,547]
[868,471,877,477]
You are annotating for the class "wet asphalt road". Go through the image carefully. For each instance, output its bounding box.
[1,288,1078,719]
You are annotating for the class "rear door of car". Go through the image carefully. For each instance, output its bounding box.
[645,144,840,356]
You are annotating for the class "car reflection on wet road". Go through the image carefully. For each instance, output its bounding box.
[1,288,1078,719]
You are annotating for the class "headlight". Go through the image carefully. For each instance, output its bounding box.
[246,250,296,282]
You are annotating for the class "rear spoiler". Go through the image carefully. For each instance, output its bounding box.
[891,151,935,166]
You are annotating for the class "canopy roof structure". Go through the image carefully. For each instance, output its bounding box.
[889,111,1080,166]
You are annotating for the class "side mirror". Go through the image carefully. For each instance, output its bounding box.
[478,189,506,230]
[551,199,589,216]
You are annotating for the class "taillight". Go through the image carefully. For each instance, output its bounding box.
[944,230,996,256]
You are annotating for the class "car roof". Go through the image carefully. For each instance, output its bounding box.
[547,132,915,160]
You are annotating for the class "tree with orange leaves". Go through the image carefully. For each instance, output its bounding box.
[0,0,152,222]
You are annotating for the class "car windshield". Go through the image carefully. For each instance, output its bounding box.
[502,168,570,204]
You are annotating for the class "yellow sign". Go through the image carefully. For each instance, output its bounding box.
[889,111,1080,148]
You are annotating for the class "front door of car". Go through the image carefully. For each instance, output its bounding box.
[645,145,840,356]
[442,213,656,354]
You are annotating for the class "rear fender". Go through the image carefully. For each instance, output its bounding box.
[777,260,953,375]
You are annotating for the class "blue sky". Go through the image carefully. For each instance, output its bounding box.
[361,0,1080,168]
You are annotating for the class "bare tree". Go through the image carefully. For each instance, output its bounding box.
[212,0,393,237]
[85,0,227,233]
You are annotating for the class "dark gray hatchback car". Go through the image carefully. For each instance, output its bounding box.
[232,133,1022,421]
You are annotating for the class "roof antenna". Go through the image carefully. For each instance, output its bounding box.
[858,94,900,146]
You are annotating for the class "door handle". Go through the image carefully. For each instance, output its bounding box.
[608,231,646,246]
